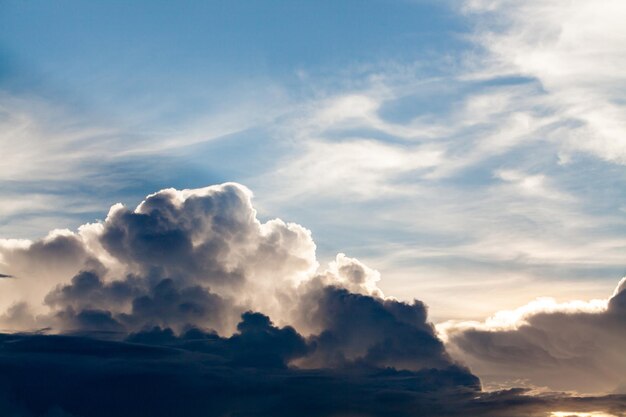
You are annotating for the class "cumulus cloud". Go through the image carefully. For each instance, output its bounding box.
[0,183,624,416]
[0,183,467,373]
[0,183,487,416]
[0,183,320,334]
[442,277,626,394]
[296,286,452,371]
[0,184,475,391]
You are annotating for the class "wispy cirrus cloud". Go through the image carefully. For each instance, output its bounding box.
[464,0,626,164]
[246,63,626,318]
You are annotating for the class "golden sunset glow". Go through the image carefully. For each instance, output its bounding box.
[551,412,619,417]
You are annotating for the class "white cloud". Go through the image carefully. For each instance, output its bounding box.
[0,183,391,335]
[494,169,567,200]
[464,0,626,164]
[267,138,443,200]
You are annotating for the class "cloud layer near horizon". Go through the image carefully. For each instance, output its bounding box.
[441,277,626,395]
[0,183,624,416]
[0,328,623,417]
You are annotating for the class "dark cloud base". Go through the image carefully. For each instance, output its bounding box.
[0,309,477,417]
[0,327,624,417]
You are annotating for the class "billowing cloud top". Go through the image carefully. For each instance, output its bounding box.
[0,183,624,416]
[0,184,392,338]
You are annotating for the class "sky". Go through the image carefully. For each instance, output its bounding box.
[0,1,626,416]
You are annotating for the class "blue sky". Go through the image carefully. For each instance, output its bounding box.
[1,0,625,323]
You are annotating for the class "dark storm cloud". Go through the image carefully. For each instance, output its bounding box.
[301,286,453,370]
[0,312,478,417]
[0,326,623,417]
[0,273,12,278]
[44,270,231,334]
[44,271,141,312]
[446,278,626,394]
[42,270,463,372]
[126,311,309,369]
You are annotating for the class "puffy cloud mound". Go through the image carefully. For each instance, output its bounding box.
[0,183,319,334]
[442,278,626,394]
[0,183,483,416]
[299,286,452,371]
[0,183,454,366]
[0,183,624,416]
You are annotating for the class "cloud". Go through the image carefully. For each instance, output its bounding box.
[0,230,93,322]
[0,182,624,415]
[0,183,488,415]
[297,285,453,370]
[464,0,626,165]
[494,169,571,201]
[441,277,626,394]
[0,328,467,417]
[0,183,465,374]
[0,183,319,334]
[268,138,444,200]
[0,328,622,417]
[3,3,625,330]
[249,60,624,328]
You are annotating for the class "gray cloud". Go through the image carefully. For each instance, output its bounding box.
[0,183,318,334]
[0,328,623,417]
[0,183,467,374]
[0,183,624,416]
[444,277,626,394]
[298,284,452,371]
